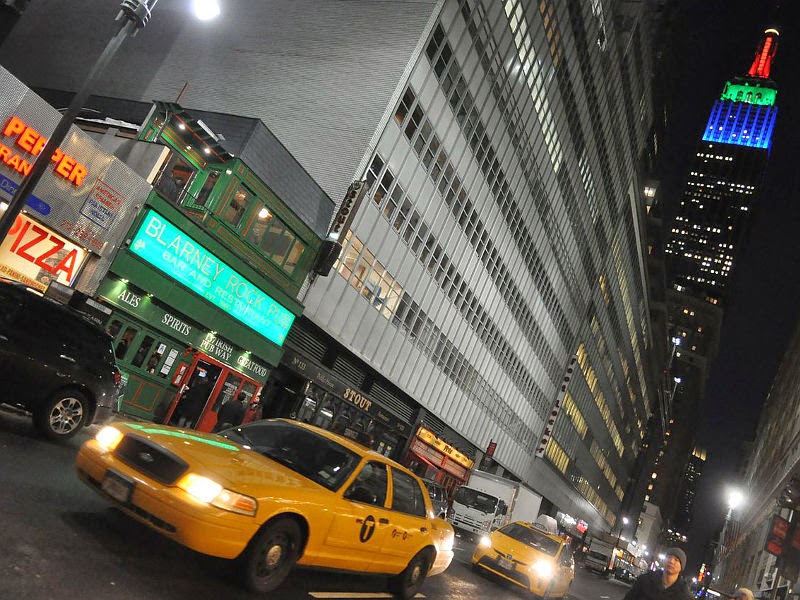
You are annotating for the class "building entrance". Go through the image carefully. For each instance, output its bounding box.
[163,352,262,432]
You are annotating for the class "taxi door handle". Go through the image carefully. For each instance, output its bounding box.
[420,527,427,533]
[59,354,76,363]
[379,518,389,525]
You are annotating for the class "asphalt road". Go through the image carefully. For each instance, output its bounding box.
[0,407,633,600]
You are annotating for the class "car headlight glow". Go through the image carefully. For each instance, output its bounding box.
[177,473,257,516]
[95,426,124,451]
[178,473,223,502]
[478,535,492,548]
[440,530,455,552]
[532,559,554,578]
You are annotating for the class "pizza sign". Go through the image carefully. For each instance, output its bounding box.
[0,213,87,291]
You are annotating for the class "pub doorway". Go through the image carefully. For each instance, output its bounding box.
[163,351,263,432]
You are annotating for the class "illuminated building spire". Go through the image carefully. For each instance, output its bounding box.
[747,28,780,79]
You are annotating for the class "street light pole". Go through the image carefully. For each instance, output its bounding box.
[0,0,160,246]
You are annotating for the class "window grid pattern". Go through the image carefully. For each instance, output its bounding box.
[426,18,578,347]
[577,343,624,456]
[590,439,618,490]
[393,91,564,383]
[562,391,587,438]
[451,4,601,308]
[571,475,613,525]
[333,229,538,452]
[545,436,570,475]
[363,153,551,431]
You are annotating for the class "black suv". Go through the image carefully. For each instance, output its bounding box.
[0,279,120,439]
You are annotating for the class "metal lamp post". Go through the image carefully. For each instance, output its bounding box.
[0,0,220,245]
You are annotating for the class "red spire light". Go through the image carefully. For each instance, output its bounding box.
[747,28,780,79]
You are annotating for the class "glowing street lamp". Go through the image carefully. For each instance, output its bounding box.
[0,0,221,245]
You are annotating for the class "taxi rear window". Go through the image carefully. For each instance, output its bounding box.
[499,523,561,556]
[222,421,360,490]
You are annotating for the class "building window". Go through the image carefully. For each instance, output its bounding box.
[223,183,254,228]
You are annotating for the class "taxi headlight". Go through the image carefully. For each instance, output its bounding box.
[532,559,554,578]
[440,531,455,552]
[95,426,123,451]
[478,535,492,548]
[177,473,257,516]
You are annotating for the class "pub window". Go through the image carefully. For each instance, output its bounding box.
[154,154,195,204]
[195,170,221,207]
[115,326,138,360]
[132,335,156,368]
[222,183,254,228]
[260,218,300,267]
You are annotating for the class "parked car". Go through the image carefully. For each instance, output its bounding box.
[472,516,574,598]
[0,278,121,439]
[423,478,449,518]
[76,418,455,597]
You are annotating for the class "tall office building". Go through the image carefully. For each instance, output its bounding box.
[1,0,661,534]
[652,27,780,533]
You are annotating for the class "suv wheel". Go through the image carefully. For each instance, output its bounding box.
[34,390,88,440]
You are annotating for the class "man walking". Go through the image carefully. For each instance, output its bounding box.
[623,547,692,599]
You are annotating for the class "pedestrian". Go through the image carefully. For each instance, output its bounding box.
[173,378,213,428]
[623,547,692,600]
[214,391,247,431]
[732,589,754,600]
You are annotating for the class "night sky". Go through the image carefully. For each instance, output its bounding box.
[659,1,800,570]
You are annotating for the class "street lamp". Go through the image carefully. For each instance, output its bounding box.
[0,0,220,245]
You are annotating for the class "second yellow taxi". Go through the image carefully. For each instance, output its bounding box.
[471,516,574,598]
[76,418,454,597]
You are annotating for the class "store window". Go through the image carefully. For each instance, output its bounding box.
[154,154,195,203]
[223,183,254,228]
[195,170,221,206]
[131,335,155,368]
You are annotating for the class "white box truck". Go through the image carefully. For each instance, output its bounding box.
[584,538,616,575]
[449,469,543,538]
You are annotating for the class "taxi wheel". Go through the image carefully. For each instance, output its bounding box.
[34,390,88,440]
[239,518,302,593]
[389,549,431,599]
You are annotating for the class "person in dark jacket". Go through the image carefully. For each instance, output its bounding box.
[623,547,692,600]
[214,392,247,431]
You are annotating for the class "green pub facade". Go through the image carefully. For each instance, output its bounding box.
[98,103,329,431]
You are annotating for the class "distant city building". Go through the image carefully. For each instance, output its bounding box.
[673,446,707,532]
[650,26,781,534]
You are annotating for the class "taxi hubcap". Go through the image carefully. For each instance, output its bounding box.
[264,543,284,569]
[410,562,422,584]
[50,398,83,433]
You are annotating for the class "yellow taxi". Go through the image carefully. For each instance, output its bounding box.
[471,516,574,598]
[76,418,454,597]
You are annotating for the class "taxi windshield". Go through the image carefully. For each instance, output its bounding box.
[499,523,562,556]
[221,421,360,491]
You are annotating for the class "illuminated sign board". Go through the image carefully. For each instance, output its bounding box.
[0,213,88,291]
[416,426,474,469]
[1,116,88,185]
[130,210,295,346]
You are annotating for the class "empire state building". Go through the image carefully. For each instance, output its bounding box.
[665,28,779,299]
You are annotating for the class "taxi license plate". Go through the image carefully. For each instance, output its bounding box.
[497,557,514,570]
[101,470,134,504]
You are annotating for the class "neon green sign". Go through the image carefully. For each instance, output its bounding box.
[721,81,776,106]
[130,209,294,346]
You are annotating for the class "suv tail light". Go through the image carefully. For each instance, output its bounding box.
[114,370,122,386]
